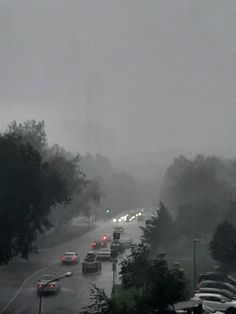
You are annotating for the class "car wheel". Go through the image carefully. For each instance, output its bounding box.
[226,308,236,314]
[82,267,86,273]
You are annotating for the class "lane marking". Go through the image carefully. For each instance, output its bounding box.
[0,260,58,314]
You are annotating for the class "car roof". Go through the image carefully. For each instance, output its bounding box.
[195,293,229,300]
[200,280,232,286]
[198,288,233,295]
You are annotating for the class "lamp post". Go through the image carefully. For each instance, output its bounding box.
[193,239,200,289]
[38,271,72,314]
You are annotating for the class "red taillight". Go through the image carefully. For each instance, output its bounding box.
[102,235,107,241]
[49,283,55,288]
[91,242,96,247]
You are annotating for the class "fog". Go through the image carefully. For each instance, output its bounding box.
[0,0,236,164]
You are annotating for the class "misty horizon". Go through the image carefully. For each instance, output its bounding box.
[0,0,236,160]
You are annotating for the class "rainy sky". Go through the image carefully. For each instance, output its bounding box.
[0,0,235,158]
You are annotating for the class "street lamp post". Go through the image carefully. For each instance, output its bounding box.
[38,271,72,314]
[193,239,200,289]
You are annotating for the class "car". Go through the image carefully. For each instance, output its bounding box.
[91,240,107,250]
[114,226,124,234]
[110,240,125,256]
[199,272,236,287]
[198,281,236,295]
[118,238,133,249]
[193,293,236,313]
[82,252,102,273]
[60,251,79,265]
[96,248,111,261]
[203,305,225,313]
[197,288,236,300]
[37,275,61,295]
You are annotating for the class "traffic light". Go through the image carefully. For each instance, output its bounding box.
[105,208,111,214]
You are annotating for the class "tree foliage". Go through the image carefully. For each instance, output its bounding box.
[209,220,236,270]
[120,243,150,297]
[141,202,174,252]
[80,283,112,314]
[0,134,68,264]
[119,244,188,314]
[161,154,236,237]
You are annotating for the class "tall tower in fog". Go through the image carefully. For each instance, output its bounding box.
[85,75,105,155]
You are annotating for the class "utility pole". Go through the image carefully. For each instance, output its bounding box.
[193,239,200,289]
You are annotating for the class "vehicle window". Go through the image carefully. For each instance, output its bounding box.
[85,255,95,262]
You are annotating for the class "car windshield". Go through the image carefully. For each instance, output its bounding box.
[65,252,75,256]
[85,254,95,262]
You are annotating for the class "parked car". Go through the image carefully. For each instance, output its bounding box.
[203,305,225,313]
[193,293,236,313]
[197,288,235,300]
[60,251,79,265]
[199,272,236,288]
[198,281,236,295]
[82,252,102,273]
[96,248,111,261]
[37,275,61,295]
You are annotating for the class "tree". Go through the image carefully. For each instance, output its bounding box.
[146,256,188,313]
[120,243,150,299]
[119,244,189,314]
[7,121,91,227]
[209,220,236,271]
[7,120,48,154]
[161,155,233,214]
[141,202,174,253]
[80,283,112,314]
[0,134,69,264]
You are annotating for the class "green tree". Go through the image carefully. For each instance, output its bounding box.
[0,134,68,264]
[80,283,112,314]
[209,220,236,271]
[120,243,150,299]
[141,202,174,253]
[119,245,189,314]
[146,256,188,313]
[7,120,48,154]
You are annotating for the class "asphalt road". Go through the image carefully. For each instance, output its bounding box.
[0,220,143,314]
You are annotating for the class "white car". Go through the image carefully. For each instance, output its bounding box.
[193,293,236,313]
[96,248,111,261]
[203,305,224,314]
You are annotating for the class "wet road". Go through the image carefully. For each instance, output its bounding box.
[0,220,143,314]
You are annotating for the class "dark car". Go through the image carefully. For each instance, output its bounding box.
[198,272,236,285]
[198,280,236,295]
[110,240,125,255]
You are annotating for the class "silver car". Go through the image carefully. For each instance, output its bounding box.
[37,275,61,294]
